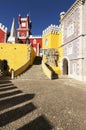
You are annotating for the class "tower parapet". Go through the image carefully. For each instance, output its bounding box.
[0,23,8,43]
[42,24,60,36]
[0,23,7,33]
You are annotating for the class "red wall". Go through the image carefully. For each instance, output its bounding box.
[29,37,42,56]
[29,37,42,47]
[0,29,5,43]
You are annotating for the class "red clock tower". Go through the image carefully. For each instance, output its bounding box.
[17,14,32,43]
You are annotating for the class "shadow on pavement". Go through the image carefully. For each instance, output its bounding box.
[0,90,22,99]
[0,93,35,111]
[0,80,53,130]
[0,80,12,84]
[0,102,36,127]
[0,80,36,127]
[0,83,14,88]
[17,115,53,130]
[0,86,17,92]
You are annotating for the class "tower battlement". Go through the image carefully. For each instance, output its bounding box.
[42,24,60,36]
[0,23,7,33]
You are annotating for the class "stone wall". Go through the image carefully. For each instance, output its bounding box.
[46,48,59,66]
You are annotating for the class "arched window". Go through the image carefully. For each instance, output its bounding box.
[33,39,36,44]
[45,39,48,46]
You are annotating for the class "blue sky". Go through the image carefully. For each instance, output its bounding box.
[0,0,75,35]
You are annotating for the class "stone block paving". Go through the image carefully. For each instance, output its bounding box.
[0,77,86,130]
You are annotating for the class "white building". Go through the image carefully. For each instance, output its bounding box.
[60,0,86,81]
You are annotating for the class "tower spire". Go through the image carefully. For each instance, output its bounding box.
[7,18,17,43]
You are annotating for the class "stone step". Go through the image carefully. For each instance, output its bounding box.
[17,65,48,80]
[17,57,48,80]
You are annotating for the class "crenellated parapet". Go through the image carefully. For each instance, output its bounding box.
[0,23,7,33]
[42,24,60,36]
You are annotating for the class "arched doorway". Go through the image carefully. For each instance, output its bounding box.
[63,58,68,75]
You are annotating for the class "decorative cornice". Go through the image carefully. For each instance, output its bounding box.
[60,0,85,22]
[29,35,42,38]
[60,34,85,47]
[21,18,27,21]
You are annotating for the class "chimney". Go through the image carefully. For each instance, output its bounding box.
[60,12,65,20]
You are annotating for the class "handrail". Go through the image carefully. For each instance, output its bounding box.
[11,60,31,79]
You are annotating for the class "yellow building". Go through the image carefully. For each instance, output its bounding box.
[0,43,36,77]
[42,24,62,75]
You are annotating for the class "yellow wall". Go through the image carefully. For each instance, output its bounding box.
[42,32,61,49]
[0,43,36,73]
[51,33,58,49]
[42,31,63,75]
[42,32,59,49]
[30,46,36,64]
[42,33,51,49]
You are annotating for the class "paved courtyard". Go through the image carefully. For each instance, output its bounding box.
[0,77,86,130]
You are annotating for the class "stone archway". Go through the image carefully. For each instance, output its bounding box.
[63,58,68,75]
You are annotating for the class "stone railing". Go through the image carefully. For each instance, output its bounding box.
[11,60,31,79]
[11,45,36,79]
[42,60,58,80]
[42,60,52,79]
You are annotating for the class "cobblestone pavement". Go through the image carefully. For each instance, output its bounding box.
[0,77,86,130]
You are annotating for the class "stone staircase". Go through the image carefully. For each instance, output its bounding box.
[17,56,48,80]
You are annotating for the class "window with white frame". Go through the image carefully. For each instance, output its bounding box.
[33,39,36,44]
[22,22,26,27]
[45,39,48,46]
[67,22,74,37]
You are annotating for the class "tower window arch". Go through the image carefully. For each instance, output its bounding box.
[45,39,48,46]
[33,39,36,44]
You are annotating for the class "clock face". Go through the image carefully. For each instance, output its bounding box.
[22,22,26,27]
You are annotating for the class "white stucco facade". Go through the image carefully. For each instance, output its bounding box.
[60,0,86,81]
